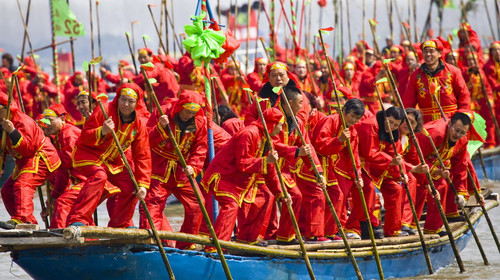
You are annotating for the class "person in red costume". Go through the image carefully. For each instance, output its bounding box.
[221,60,248,116]
[139,91,207,250]
[218,105,244,136]
[62,72,87,125]
[0,92,61,229]
[129,48,180,103]
[457,23,484,70]
[101,60,136,89]
[416,112,474,235]
[245,61,309,125]
[201,107,285,251]
[403,39,471,123]
[398,108,429,235]
[339,62,361,98]
[269,87,324,244]
[66,83,151,228]
[345,106,416,238]
[75,90,107,121]
[38,104,120,228]
[295,98,365,240]
[247,57,268,94]
[24,72,59,118]
[463,53,497,147]
[292,59,318,94]
[482,41,500,145]
[395,51,419,95]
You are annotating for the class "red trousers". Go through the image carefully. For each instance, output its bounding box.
[379,178,405,236]
[67,164,137,228]
[1,161,51,224]
[212,195,240,241]
[325,175,356,237]
[276,185,302,242]
[50,186,118,229]
[423,177,458,233]
[296,176,325,239]
[140,176,204,249]
[236,185,274,243]
[345,171,380,235]
[401,173,417,227]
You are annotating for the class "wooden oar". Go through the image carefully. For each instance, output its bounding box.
[147,4,167,54]
[318,29,385,280]
[252,94,316,280]
[140,66,232,280]
[374,81,434,274]
[278,88,363,280]
[467,168,500,254]
[95,99,176,280]
[125,32,139,75]
[390,76,466,273]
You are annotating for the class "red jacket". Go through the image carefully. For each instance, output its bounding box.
[3,108,60,180]
[403,61,471,123]
[132,62,180,102]
[357,116,403,187]
[201,124,281,206]
[147,92,208,184]
[72,84,151,189]
[416,119,469,195]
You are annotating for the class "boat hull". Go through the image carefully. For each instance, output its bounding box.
[12,225,476,280]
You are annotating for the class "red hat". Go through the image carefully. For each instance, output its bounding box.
[43,103,67,117]
[138,48,153,56]
[420,39,444,52]
[0,92,19,113]
[118,60,130,67]
[113,83,149,118]
[254,107,285,134]
[490,41,500,49]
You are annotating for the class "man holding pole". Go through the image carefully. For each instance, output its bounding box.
[0,92,61,229]
[416,111,480,234]
[66,83,151,228]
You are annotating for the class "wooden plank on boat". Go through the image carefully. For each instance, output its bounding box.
[0,229,34,237]
[0,237,84,246]
[15,224,39,231]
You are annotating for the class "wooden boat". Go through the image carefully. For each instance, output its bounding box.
[0,194,497,280]
[0,149,496,280]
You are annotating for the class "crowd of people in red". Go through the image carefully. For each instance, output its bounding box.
[0,21,497,250]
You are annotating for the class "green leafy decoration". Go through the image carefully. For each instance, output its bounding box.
[182,11,226,67]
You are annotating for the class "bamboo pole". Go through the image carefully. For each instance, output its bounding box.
[94,99,176,279]
[245,0,251,73]
[278,89,363,280]
[163,0,170,55]
[140,66,232,280]
[252,94,316,280]
[390,72,467,274]
[147,4,167,54]
[125,33,139,75]
[96,0,102,57]
[374,81,434,274]
[20,0,31,60]
[318,30,385,280]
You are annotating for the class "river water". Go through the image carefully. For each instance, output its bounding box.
[1,184,500,279]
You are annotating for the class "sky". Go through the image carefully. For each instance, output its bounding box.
[0,0,497,74]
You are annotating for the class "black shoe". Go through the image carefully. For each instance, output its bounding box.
[373,228,385,239]
[0,220,18,230]
[265,239,277,245]
[250,239,268,247]
[437,230,449,237]
[276,238,300,245]
[401,225,416,235]
[447,215,466,223]
[360,221,370,239]
[397,231,409,237]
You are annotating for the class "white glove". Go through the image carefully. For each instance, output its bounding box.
[456,195,466,208]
